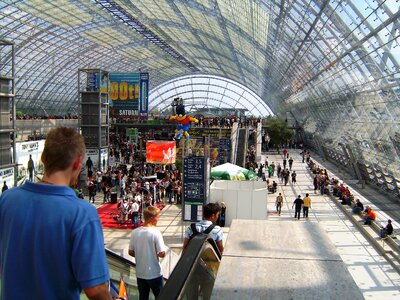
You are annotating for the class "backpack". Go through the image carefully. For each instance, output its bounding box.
[189,223,215,240]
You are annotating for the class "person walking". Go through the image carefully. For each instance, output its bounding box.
[288,157,294,170]
[313,175,318,194]
[276,193,284,216]
[291,171,297,184]
[0,127,111,300]
[283,169,289,186]
[88,179,96,203]
[130,199,140,228]
[129,206,166,300]
[303,193,311,218]
[292,195,303,220]
[276,163,282,180]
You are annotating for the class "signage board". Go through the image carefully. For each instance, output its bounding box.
[218,139,231,164]
[126,128,139,137]
[188,128,231,139]
[0,167,14,193]
[183,156,209,221]
[16,140,45,179]
[109,73,140,117]
[139,72,149,118]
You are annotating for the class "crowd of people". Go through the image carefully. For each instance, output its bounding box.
[16,113,78,120]
[112,114,263,129]
[2,122,398,299]
[79,133,183,228]
[306,155,394,236]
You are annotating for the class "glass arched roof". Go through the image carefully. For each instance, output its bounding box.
[149,74,273,117]
[0,0,399,176]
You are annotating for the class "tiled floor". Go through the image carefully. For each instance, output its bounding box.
[264,150,400,299]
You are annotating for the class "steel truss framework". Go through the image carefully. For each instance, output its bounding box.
[149,74,274,117]
[0,0,399,177]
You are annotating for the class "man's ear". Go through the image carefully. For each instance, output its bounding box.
[72,156,83,170]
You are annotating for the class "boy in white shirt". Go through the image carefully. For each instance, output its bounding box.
[129,206,166,300]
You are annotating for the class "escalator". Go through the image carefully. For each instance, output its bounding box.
[158,235,222,300]
[80,249,144,299]
[80,236,221,300]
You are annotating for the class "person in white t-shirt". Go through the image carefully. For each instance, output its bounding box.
[129,206,166,300]
[130,199,140,228]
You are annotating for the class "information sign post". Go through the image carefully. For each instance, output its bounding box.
[183,156,208,221]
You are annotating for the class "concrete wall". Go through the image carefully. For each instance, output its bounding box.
[209,180,267,226]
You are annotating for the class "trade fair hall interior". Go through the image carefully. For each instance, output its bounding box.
[0,0,399,299]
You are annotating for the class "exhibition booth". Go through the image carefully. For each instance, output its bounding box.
[209,180,268,226]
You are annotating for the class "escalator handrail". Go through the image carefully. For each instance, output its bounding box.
[105,248,136,267]
[207,237,222,260]
[157,235,221,300]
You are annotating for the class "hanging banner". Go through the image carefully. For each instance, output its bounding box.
[86,72,108,93]
[146,141,176,164]
[81,148,99,177]
[0,167,14,194]
[109,73,140,117]
[139,72,149,119]
[16,140,45,178]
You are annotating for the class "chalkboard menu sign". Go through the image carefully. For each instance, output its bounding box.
[183,156,205,203]
[183,156,208,221]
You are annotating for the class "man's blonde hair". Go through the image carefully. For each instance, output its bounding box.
[143,206,160,222]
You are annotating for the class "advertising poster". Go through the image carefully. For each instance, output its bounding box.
[139,72,149,118]
[86,72,108,93]
[81,148,99,178]
[0,167,14,193]
[109,73,140,117]
[16,140,45,179]
[146,141,176,164]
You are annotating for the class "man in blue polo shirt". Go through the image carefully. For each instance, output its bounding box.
[0,127,112,300]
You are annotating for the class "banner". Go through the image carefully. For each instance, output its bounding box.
[0,167,14,193]
[86,72,108,93]
[188,128,231,138]
[109,73,140,117]
[81,148,99,177]
[16,140,45,178]
[146,141,176,164]
[139,72,149,118]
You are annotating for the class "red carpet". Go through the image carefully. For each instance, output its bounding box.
[97,203,164,230]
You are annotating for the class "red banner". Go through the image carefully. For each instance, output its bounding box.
[146,141,176,164]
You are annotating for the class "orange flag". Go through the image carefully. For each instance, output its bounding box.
[119,277,128,300]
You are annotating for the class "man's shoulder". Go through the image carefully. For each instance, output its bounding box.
[197,221,221,232]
